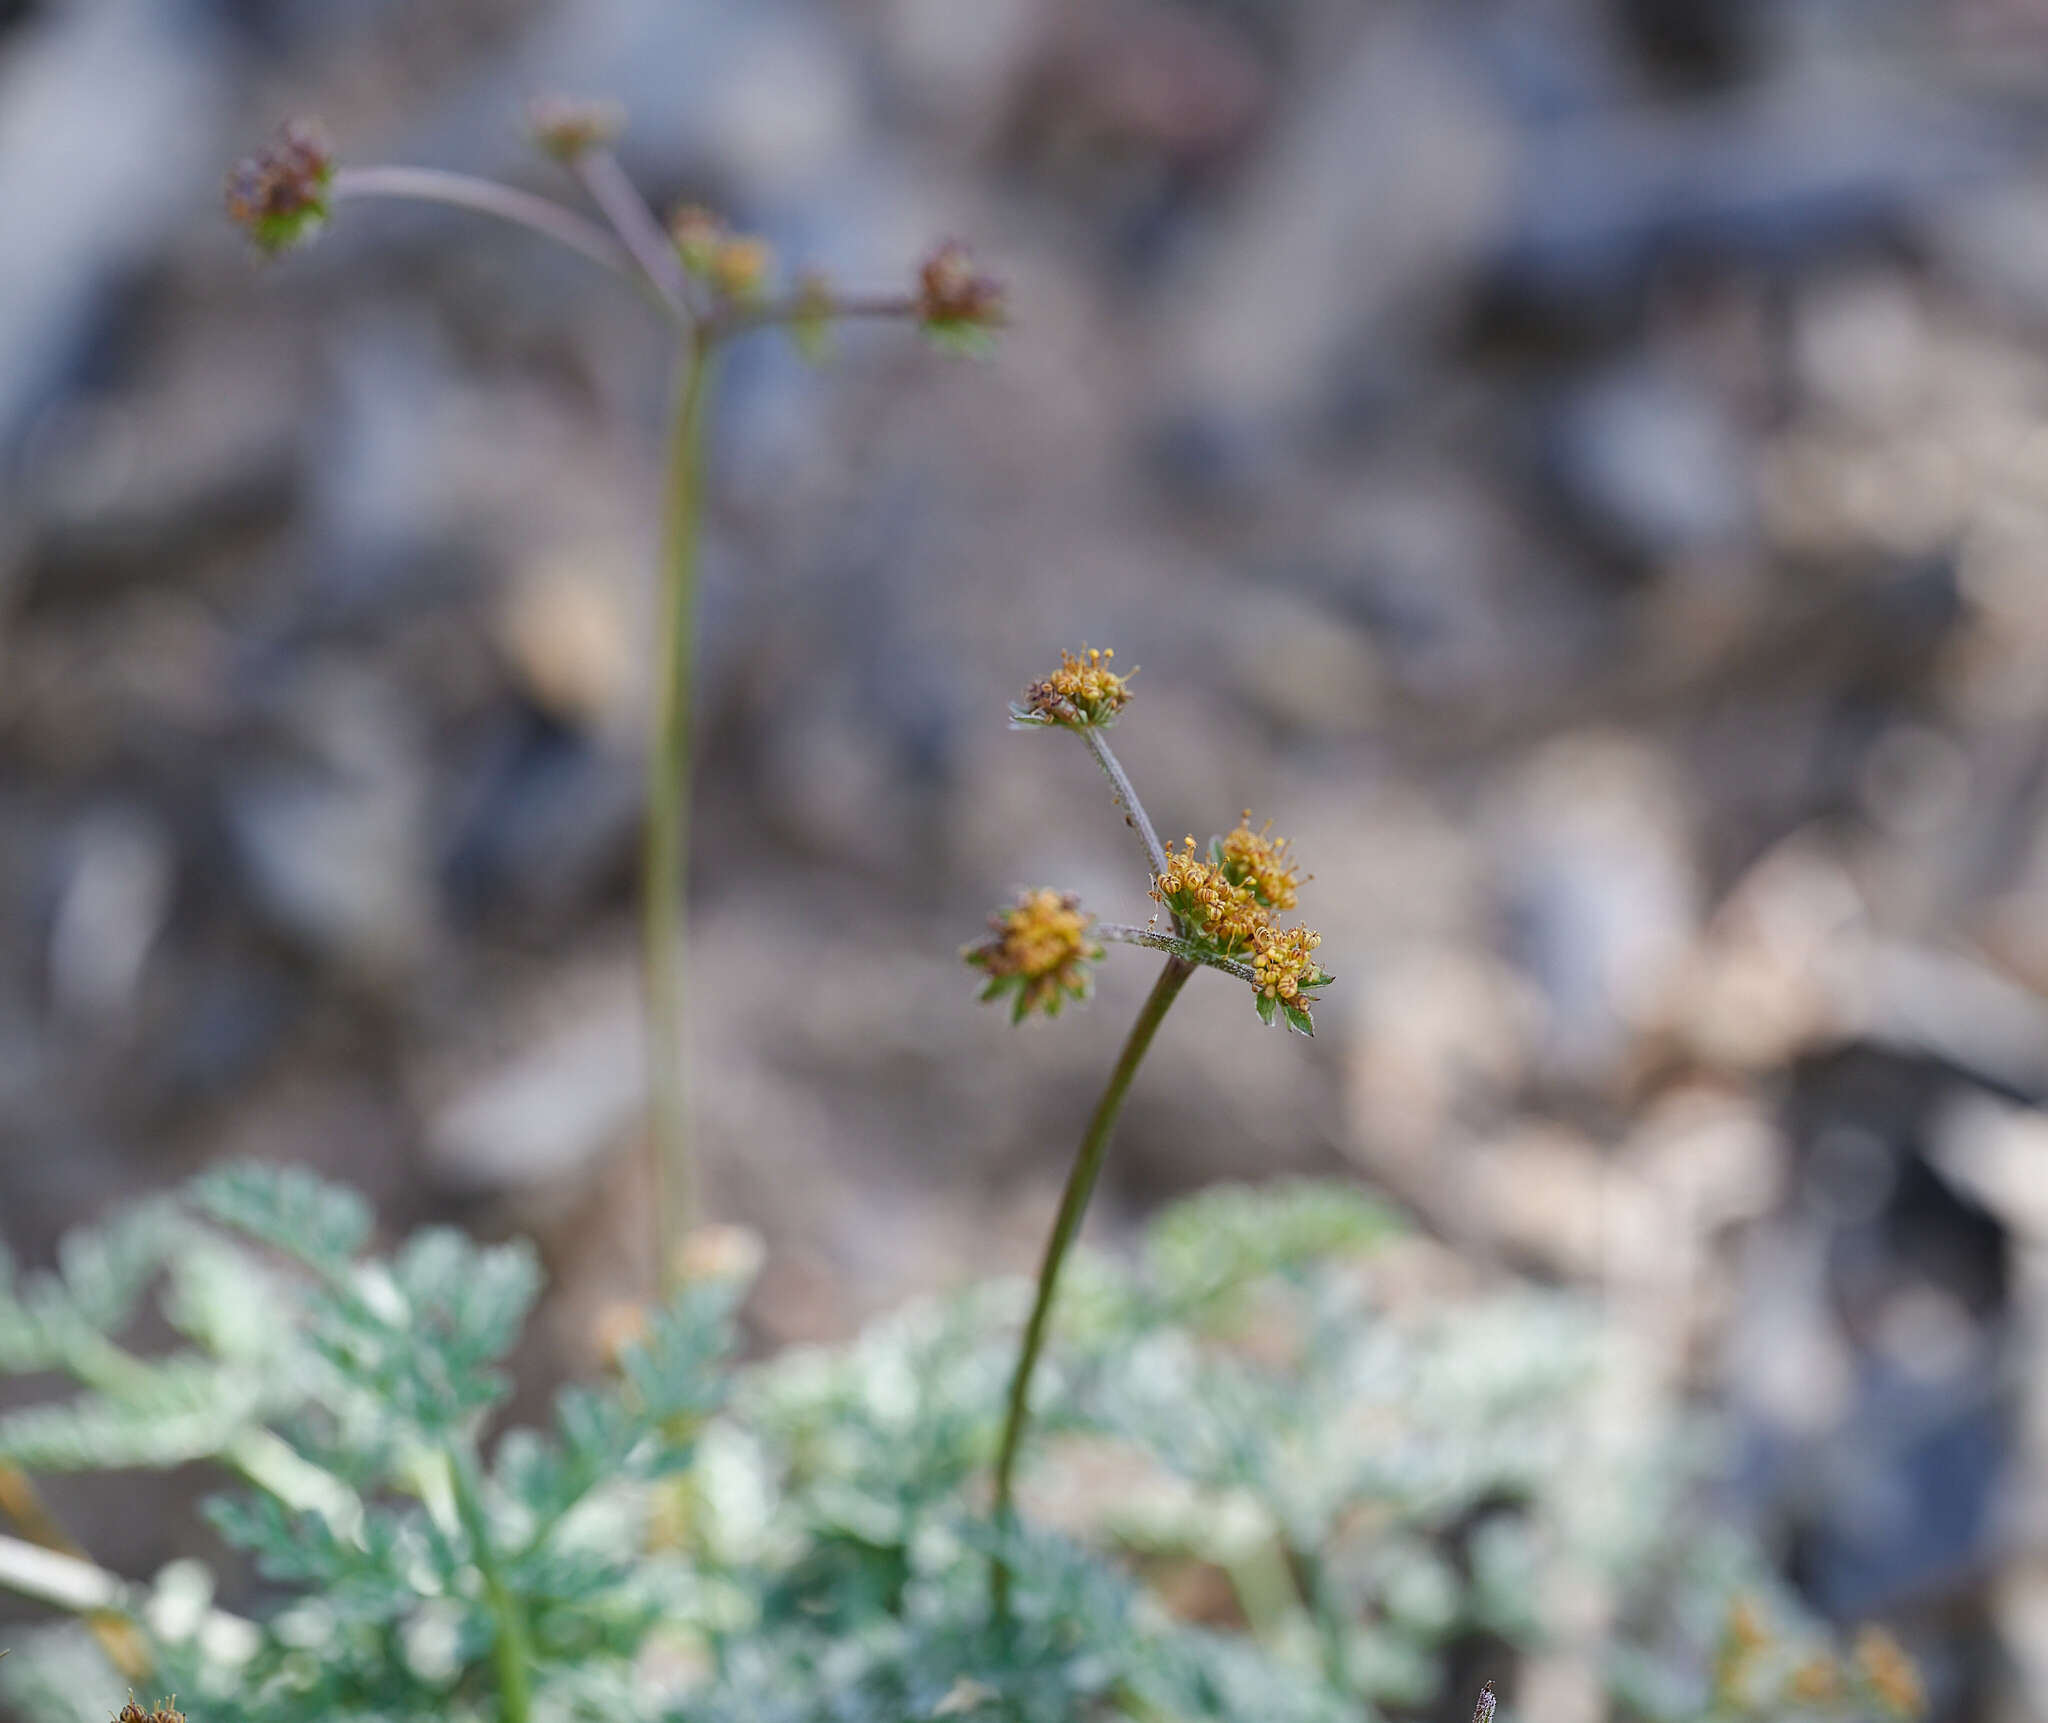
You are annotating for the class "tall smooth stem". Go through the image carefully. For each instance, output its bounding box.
[644,329,717,1292]
[991,954,1193,1615]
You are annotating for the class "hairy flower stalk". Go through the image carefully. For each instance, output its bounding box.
[226,112,1004,1298]
[980,651,1335,1617]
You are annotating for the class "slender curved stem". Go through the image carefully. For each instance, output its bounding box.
[450,1447,531,1723]
[991,955,1193,1616]
[1095,923,1257,984]
[330,168,665,306]
[570,150,696,318]
[1079,728,1170,883]
[643,329,717,1291]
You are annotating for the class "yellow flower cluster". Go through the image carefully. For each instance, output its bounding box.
[1854,1627,1926,1721]
[1250,925,1324,1003]
[1221,814,1303,911]
[1153,829,1330,1031]
[1154,837,1266,954]
[1020,647,1133,728]
[966,889,1103,1021]
[1711,1595,1926,1722]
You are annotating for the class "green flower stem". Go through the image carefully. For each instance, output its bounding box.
[991,954,1194,1616]
[644,328,717,1292]
[330,167,662,306]
[449,1447,532,1723]
[1078,728,1171,883]
[1094,922,1257,984]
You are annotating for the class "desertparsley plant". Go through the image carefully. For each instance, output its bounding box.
[225,104,1005,1298]
[970,647,1333,1612]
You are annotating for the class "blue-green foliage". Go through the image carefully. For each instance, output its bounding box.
[0,1170,1905,1723]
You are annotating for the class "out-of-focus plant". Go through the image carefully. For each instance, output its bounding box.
[966,647,1332,1612]
[223,106,1005,1296]
[0,1167,1927,1723]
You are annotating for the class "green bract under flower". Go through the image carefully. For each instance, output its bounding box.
[966,889,1102,1022]
[224,123,334,256]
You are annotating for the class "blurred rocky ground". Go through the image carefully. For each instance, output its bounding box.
[7,0,2048,1715]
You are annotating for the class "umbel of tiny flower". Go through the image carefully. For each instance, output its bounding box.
[1153,824,1332,1035]
[669,205,774,304]
[1012,646,1134,730]
[116,1701,185,1723]
[916,240,1006,354]
[224,122,334,255]
[965,889,1103,1022]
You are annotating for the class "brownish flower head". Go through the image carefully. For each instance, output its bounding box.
[710,235,774,303]
[1017,646,1134,729]
[224,122,334,255]
[115,1701,184,1723]
[528,94,626,163]
[1854,1627,1926,1720]
[966,889,1102,1022]
[1221,813,1303,911]
[916,241,1005,352]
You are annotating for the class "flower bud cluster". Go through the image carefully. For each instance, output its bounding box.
[965,889,1103,1022]
[670,206,774,305]
[224,122,334,255]
[916,241,1006,352]
[1711,1594,1926,1722]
